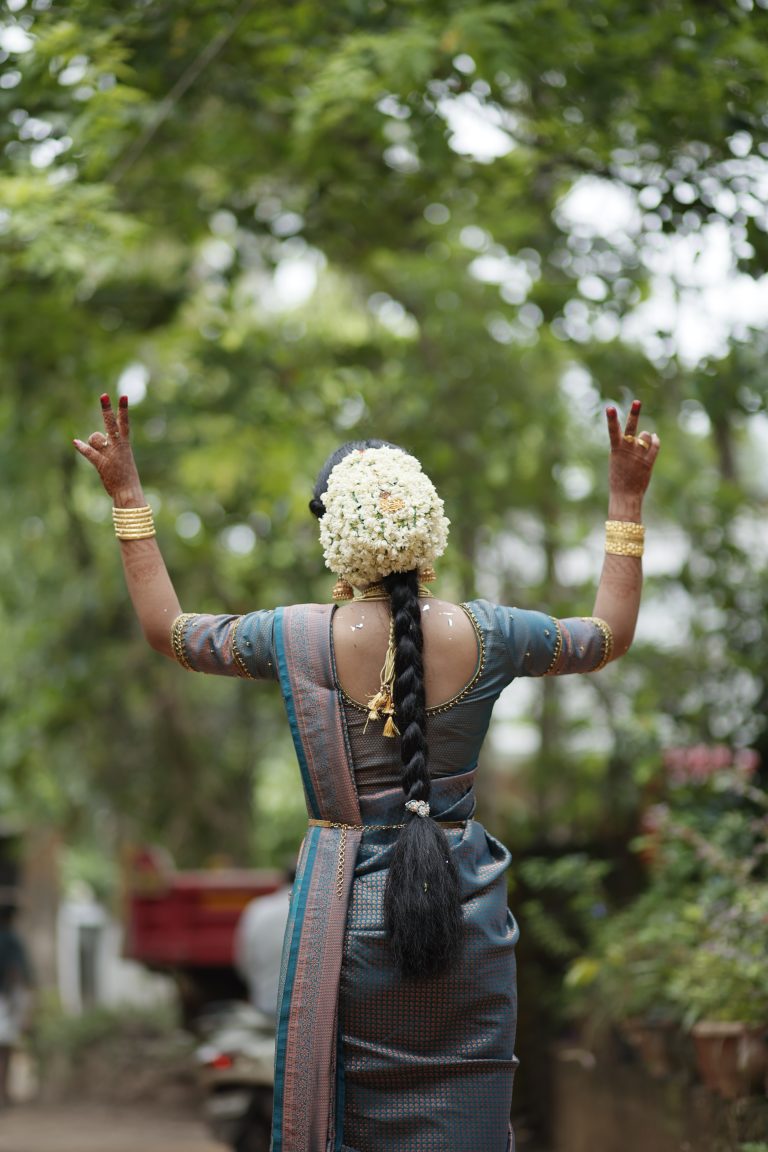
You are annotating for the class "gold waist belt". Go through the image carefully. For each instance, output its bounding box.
[307,818,467,831]
[306,817,468,899]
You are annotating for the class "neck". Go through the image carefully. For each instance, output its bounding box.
[354,581,433,601]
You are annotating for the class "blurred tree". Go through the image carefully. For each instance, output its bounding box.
[0,0,767,878]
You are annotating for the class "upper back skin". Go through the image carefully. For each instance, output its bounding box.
[332,598,480,711]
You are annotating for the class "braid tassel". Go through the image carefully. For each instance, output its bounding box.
[365,618,400,737]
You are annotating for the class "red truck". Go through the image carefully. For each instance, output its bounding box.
[123,846,283,1023]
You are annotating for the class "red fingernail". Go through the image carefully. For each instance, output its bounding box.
[631,400,641,412]
[606,406,617,416]
[119,395,128,409]
[100,393,110,408]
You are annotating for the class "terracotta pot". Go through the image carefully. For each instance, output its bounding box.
[619,1018,676,1079]
[691,1020,768,1099]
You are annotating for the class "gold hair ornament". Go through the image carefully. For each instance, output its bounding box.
[332,576,355,601]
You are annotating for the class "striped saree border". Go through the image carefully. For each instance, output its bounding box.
[272,823,362,1151]
[274,607,320,817]
[272,604,363,1152]
[275,605,362,823]
[272,827,319,1151]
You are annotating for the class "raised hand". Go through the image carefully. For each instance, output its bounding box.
[73,394,141,500]
[73,393,180,653]
[605,399,661,504]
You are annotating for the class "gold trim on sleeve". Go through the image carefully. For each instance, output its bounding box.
[585,616,614,671]
[231,616,257,680]
[543,617,564,677]
[171,613,198,671]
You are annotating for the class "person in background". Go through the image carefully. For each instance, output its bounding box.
[0,904,33,1108]
[234,872,294,1019]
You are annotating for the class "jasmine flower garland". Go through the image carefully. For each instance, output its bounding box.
[319,446,450,586]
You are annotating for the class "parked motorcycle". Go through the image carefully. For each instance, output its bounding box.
[196,1000,276,1152]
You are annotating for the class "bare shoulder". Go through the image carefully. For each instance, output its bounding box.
[420,599,481,706]
[422,596,478,645]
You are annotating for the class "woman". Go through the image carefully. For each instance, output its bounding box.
[74,397,659,1152]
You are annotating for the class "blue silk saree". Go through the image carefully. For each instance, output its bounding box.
[175,599,612,1152]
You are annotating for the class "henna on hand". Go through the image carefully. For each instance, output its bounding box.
[605,400,661,505]
[73,395,141,499]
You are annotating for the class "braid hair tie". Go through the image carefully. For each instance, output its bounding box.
[405,799,430,818]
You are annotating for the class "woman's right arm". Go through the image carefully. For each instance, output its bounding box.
[74,394,181,658]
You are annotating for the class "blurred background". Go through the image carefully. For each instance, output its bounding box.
[1,1,768,1149]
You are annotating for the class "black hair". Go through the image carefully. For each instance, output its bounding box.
[311,445,463,980]
[309,439,397,520]
[381,570,462,980]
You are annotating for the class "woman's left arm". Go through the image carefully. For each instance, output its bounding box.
[592,400,661,660]
[492,402,661,682]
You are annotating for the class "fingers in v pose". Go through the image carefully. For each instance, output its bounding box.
[605,400,661,467]
[73,395,138,495]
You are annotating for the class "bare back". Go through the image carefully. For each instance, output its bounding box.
[332,598,480,710]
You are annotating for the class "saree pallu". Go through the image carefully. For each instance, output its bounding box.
[272,604,518,1152]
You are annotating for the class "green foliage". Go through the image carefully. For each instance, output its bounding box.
[0,0,767,899]
[565,890,701,1025]
[567,757,768,1027]
[515,853,611,962]
[30,993,178,1064]
[668,884,768,1026]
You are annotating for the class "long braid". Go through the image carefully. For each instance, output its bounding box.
[382,570,463,980]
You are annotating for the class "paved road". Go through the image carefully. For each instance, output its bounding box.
[0,1104,228,1152]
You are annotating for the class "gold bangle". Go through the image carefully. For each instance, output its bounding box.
[113,505,156,540]
[605,538,644,557]
[605,519,644,539]
[113,506,153,519]
[605,519,644,557]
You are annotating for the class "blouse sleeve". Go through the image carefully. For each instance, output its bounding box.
[170,610,278,680]
[492,605,613,679]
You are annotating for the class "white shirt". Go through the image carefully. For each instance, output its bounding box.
[234,887,291,1018]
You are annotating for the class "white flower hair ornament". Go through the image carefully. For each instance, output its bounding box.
[319,446,450,588]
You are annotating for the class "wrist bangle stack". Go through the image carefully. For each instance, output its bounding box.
[605,519,644,557]
[113,505,156,540]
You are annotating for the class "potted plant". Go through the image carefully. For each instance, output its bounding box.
[567,744,768,1089]
[648,754,768,1098]
[668,884,768,1099]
